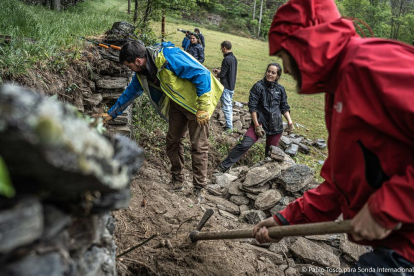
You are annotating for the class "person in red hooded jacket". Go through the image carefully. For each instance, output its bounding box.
[253,0,414,274]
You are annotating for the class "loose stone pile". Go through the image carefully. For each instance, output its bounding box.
[0,85,144,276]
[203,148,368,275]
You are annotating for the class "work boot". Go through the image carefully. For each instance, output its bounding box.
[169,177,185,191]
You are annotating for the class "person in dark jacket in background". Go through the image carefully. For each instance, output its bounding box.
[213,40,238,130]
[194,28,205,48]
[215,63,294,173]
[186,33,205,63]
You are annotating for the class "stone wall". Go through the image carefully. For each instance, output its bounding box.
[0,85,144,276]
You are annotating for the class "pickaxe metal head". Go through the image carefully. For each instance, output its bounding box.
[189,209,214,243]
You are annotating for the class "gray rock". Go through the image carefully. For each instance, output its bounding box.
[42,205,71,241]
[290,237,340,268]
[297,143,311,154]
[313,139,327,149]
[268,239,289,254]
[279,155,296,171]
[241,183,270,194]
[232,115,241,122]
[239,210,267,224]
[206,184,226,196]
[218,209,238,221]
[0,85,144,197]
[276,165,314,192]
[269,145,285,162]
[214,173,238,188]
[230,195,250,206]
[0,197,43,254]
[243,166,274,187]
[96,77,128,89]
[255,190,282,210]
[205,194,240,215]
[239,205,250,213]
[83,93,103,106]
[228,166,248,177]
[244,244,285,265]
[2,252,64,276]
[279,136,292,149]
[234,101,244,108]
[233,120,243,131]
[245,192,259,200]
[243,162,281,187]
[228,182,245,196]
[285,144,299,157]
[339,236,368,262]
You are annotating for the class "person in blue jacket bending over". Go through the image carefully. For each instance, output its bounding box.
[101,41,223,193]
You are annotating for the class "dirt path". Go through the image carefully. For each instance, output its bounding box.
[113,159,287,276]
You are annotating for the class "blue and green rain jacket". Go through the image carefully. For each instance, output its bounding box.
[108,42,223,121]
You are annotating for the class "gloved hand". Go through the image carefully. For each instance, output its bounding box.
[287,123,295,135]
[196,110,209,126]
[100,113,113,123]
[255,125,265,138]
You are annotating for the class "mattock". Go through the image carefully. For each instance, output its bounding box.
[190,209,352,243]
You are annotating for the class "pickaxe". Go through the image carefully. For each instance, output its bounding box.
[189,209,351,243]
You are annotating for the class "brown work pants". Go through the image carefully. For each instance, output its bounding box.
[166,101,209,187]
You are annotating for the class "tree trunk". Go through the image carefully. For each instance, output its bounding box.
[258,0,264,36]
[128,0,131,14]
[51,0,60,11]
[161,9,166,41]
[133,0,138,23]
[253,0,256,20]
[143,0,151,25]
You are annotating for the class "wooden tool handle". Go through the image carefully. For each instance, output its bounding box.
[191,220,351,242]
[98,43,109,49]
[110,45,122,50]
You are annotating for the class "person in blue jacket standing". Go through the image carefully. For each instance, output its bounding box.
[100,41,223,192]
[178,29,191,51]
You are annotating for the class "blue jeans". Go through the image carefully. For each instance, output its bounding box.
[340,248,414,276]
[220,88,234,129]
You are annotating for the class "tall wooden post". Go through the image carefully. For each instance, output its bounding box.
[161,9,166,42]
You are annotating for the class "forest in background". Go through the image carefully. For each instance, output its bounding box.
[127,0,414,44]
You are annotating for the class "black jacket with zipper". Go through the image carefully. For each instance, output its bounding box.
[248,78,290,135]
[186,43,205,64]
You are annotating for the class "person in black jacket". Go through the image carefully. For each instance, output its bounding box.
[216,63,294,173]
[186,33,205,63]
[213,40,238,130]
[194,28,205,48]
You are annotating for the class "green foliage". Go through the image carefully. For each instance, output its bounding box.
[132,93,169,161]
[0,156,15,198]
[0,0,130,78]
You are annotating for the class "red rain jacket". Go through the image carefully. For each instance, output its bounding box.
[269,0,414,262]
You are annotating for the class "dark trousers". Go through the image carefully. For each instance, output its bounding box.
[166,101,209,187]
[220,125,282,171]
[340,248,414,276]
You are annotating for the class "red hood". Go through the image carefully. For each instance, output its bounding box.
[269,0,358,94]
